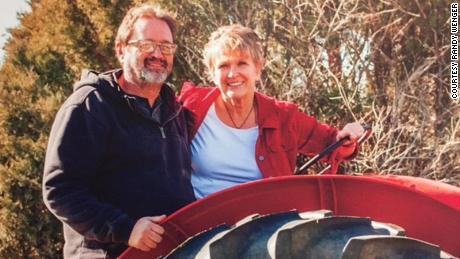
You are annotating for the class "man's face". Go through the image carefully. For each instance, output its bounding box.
[118,17,175,87]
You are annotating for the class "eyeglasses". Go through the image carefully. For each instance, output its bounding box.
[127,40,177,55]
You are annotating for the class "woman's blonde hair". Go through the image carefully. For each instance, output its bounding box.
[203,24,265,78]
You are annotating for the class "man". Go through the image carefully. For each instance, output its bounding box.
[42,4,195,258]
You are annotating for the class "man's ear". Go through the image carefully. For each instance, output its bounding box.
[115,42,125,64]
[255,61,264,81]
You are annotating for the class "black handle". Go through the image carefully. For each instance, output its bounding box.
[295,125,372,175]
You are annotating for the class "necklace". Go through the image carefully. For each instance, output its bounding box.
[222,100,255,129]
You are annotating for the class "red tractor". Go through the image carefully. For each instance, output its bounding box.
[120,129,460,258]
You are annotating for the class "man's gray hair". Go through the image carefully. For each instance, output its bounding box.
[115,4,176,47]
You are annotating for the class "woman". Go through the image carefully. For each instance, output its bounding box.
[179,24,364,199]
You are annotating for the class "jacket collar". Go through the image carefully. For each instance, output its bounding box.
[255,92,279,129]
[97,69,181,124]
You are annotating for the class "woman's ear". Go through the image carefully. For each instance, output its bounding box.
[208,65,218,84]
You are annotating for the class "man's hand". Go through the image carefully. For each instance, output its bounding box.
[128,215,166,252]
[336,122,365,144]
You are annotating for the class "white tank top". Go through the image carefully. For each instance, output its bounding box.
[191,104,262,199]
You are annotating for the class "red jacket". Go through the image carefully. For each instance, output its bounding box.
[179,82,356,177]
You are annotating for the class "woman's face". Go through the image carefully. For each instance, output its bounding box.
[210,49,262,101]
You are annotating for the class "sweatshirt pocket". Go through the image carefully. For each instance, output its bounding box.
[77,246,107,259]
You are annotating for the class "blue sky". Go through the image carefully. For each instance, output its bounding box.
[0,0,31,63]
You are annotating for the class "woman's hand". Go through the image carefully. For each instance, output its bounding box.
[336,122,365,144]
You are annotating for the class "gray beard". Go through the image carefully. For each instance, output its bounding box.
[140,69,168,85]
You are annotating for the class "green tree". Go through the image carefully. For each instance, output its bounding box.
[0,0,128,257]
